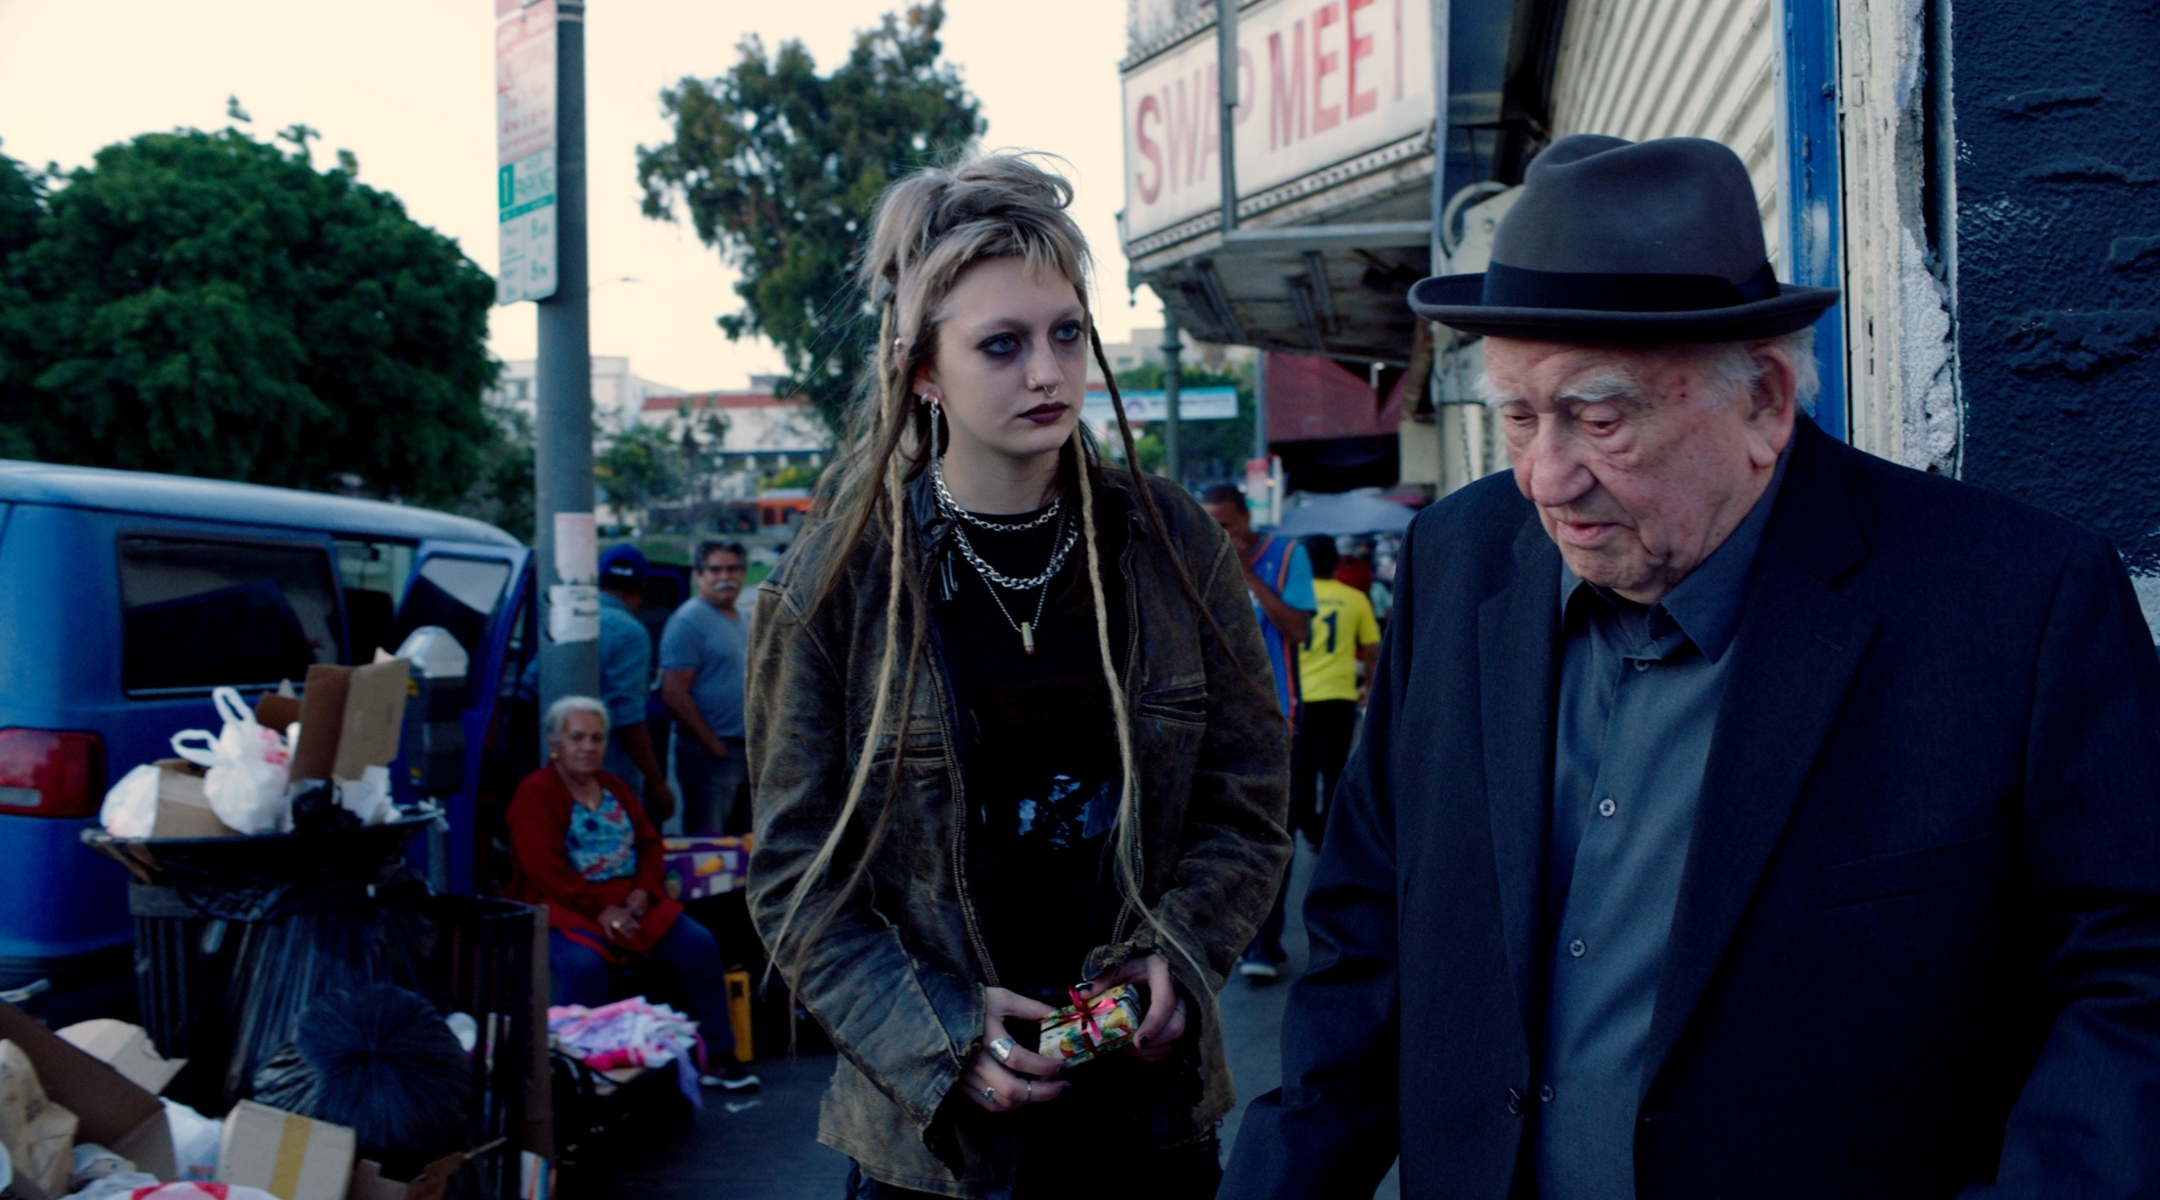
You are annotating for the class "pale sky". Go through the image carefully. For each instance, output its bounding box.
[0,0,1159,394]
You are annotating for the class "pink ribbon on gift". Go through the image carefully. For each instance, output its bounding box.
[1064,986,1121,1049]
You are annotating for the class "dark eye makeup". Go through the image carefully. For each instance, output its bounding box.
[975,317,1088,359]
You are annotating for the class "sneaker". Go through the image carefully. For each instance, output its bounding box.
[700,1061,762,1092]
[1236,958,1280,981]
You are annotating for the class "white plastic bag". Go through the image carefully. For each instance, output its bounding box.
[160,1098,221,1182]
[62,1171,160,1200]
[168,688,291,835]
[335,764,395,825]
[98,765,160,839]
[124,1185,277,1200]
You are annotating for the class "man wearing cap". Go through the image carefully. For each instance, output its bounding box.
[597,545,674,822]
[1221,136,2160,1198]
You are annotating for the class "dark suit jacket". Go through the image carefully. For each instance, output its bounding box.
[1221,420,2160,1199]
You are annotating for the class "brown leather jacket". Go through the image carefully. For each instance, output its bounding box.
[745,466,1291,1196]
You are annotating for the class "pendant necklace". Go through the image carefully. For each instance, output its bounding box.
[933,458,1074,654]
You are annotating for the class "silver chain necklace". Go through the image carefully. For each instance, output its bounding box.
[968,544,1055,656]
[935,480,1077,655]
[932,456,1061,532]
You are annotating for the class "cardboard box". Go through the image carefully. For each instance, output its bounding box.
[288,660,410,783]
[149,760,240,839]
[659,835,751,901]
[216,1100,357,1200]
[0,1002,178,1200]
[55,1020,185,1098]
[346,1138,504,1200]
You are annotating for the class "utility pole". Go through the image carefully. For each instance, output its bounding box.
[534,0,598,712]
[1160,317,1183,483]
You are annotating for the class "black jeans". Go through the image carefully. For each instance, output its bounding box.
[845,1134,1221,1200]
[1288,699,1359,848]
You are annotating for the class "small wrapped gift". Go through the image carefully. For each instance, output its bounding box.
[1038,983,1143,1067]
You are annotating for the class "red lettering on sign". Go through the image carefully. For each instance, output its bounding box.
[1347,0,1378,117]
[1269,22,1308,150]
[1134,93,1163,203]
[1313,2,1343,133]
[1168,71,1210,189]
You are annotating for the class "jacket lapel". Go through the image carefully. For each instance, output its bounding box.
[1640,422,1880,1097]
[1479,514,1564,1022]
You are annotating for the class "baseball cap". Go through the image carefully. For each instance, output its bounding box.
[599,544,648,588]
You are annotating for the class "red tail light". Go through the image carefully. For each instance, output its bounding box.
[0,729,107,818]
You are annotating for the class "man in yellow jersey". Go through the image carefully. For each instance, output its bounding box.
[1293,535,1382,849]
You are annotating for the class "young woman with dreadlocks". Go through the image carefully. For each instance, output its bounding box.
[743,155,1291,1199]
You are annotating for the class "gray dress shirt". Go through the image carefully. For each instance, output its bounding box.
[1534,453,1787,1200]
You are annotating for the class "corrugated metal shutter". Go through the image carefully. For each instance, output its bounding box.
[1547,0,1785,270]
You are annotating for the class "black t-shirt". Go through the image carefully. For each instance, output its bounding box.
[935,485,1130,999]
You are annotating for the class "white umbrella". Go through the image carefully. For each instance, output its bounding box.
[1271,491,1417,537]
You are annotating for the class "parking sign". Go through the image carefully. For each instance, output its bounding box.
[495,0,557,304]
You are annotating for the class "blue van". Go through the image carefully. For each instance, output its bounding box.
[0,460,537,1022]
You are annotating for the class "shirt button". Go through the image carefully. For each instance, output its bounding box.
[1598,797,1617,818]
[1568,938,1587,958]
[1632,659,1651,672]
[1539,1084,1555,1103]
[1506,1088,1523,1115]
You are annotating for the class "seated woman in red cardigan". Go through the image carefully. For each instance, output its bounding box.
[506,695,758,1091]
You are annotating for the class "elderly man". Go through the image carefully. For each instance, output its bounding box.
[1220,135,2160,1199]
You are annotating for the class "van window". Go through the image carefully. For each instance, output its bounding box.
[336,540,416,660]
[119,536,344,692]
[395,555,512,664]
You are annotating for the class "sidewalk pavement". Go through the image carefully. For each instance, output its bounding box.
[607,842,1402,1198]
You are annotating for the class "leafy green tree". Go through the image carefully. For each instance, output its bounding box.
[668,402,732,504]
[450,397,536,543]
[0,151,47,460]
[760,463,820,492]
[635,3,983,434]
[0,126,499,504]
[596,422,684,524]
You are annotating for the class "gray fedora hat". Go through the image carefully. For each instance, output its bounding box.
[1408,134,1839,343]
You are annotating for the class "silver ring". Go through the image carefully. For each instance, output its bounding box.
[1025,1081,1034,1103]
[981,1086,996,1103]
[988,1037,1016,1064]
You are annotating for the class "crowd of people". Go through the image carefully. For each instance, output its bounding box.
[504,141,2160,1199]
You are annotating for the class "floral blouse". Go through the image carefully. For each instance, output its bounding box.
[565,792,637,882]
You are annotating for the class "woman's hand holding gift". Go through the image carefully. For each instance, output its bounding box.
[1080,954,1189,1064]
[960,987,1069,1112]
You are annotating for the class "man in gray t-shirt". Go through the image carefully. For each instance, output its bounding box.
[660,538,749,834]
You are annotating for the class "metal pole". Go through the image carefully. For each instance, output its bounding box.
[1429,0,1452,272]
[535,0,598,711]
[1253,346,1268,461]
[1218,0,1239,235]
[1160,317,1183,483]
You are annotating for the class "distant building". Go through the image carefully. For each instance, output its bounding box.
[487,356,684,432]
[639,376,831,501]
[1088,328,1257,386]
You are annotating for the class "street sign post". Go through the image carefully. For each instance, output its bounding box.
[495,0,597,712]
[495,0,558,304]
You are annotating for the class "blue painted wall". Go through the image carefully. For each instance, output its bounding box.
[1952,0,2160,569]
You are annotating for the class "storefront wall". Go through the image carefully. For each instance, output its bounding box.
[1547,0,1787,270]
